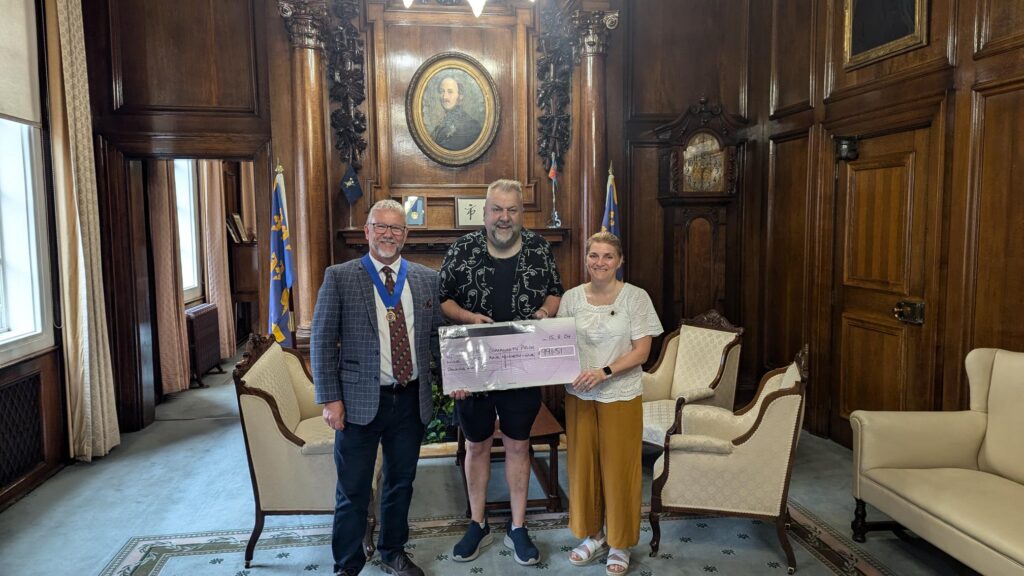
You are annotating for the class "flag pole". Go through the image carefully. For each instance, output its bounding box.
[347,150,356,229]
[547,150,562,228]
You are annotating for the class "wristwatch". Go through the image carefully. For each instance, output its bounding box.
[602,366,613,376]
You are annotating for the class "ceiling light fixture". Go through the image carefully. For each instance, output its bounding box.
[401,0,535,17]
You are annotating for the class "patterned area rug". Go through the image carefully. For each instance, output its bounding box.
[101,502,894,576]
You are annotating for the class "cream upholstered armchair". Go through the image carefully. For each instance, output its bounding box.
[233,335,382,568]
[851,348,1024,575]
[649,347,808,574]
[641,309,743,448]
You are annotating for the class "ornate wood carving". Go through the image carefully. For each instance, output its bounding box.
[655,96,746,142]
[233,333,277,382]
[571,9,619,61]
[795,344,810,381]
[682,309,743,333]
[536,0,574,171]
[327,0,367,170]
[279,0,329,50]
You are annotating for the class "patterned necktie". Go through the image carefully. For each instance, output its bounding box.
[381,266,413,386]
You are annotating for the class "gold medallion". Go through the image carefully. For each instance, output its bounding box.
[386,309,397,323]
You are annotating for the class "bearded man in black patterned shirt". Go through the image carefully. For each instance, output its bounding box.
[439,178,563,567]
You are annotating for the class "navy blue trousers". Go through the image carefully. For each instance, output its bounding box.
[332,382,424,574]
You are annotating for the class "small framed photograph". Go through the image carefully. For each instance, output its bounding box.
[225,218,241,243]
[403,195,426,226]
[231,213,249,241]
[455,197,486,228]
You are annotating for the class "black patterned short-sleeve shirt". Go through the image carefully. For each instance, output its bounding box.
[440,229,564,320]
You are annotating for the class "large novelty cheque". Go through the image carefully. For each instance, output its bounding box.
[439,317,581,394]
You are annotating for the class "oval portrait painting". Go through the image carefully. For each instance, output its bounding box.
[406,52,500,167]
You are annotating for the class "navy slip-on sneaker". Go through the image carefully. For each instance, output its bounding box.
[453,521,493,562]
[503,521,540,566]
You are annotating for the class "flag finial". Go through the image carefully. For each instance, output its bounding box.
[608,161,614,176]
[275,158,284,174]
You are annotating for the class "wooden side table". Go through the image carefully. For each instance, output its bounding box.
[455,402,565,517]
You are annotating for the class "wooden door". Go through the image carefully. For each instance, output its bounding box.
[829,128,941,447]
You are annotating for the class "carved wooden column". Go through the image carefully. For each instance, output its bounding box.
[572,10,618,246]
[280,1,331,348]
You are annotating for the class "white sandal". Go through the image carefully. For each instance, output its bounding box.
[605,547,631,576]
[569,535,608,566]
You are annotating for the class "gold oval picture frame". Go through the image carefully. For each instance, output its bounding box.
[406,52,500,167]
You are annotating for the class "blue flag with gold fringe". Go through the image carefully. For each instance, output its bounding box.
[601,165,623,279]
[268,171,296,346]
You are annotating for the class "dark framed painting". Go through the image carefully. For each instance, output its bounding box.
[406,52,500,167]
[843,0,927,70]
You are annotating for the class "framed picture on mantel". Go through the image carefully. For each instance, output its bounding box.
[455,197,485,228]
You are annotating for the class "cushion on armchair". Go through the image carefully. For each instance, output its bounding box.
[294,417,335,455]
[642,400,677,445]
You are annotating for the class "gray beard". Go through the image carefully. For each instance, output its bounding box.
[488,227,519,250]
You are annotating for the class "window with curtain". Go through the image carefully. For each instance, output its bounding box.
[173,159,204,304]
[0,0,54,366]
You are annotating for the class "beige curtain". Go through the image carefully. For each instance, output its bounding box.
[45,0,119,460]
[147,160,191,394]
[199,160,237,359]
[240,161,257,239]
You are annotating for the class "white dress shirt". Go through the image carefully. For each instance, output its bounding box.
[367,254,418,386]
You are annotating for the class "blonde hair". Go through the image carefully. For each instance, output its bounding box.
[585,231,623,258]
[368,199,404,221]
[486,179,524,204]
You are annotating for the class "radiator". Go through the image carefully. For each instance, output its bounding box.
[185,303,224,387]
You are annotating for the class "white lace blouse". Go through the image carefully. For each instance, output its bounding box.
[557,283,663,402]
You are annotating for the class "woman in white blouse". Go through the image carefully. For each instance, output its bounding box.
[557,232,663,576]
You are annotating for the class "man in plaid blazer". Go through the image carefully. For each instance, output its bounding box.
[311,199,443,576]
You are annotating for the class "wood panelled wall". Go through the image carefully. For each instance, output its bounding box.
[614,0,1024,445]
[83,0,275,431]
[332,0,576,280]
[82,0,1024,441]
[608,0,763,392]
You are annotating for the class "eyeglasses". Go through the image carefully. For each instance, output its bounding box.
[369,222,407,235]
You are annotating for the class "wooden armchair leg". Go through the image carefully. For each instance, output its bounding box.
[244,510,265,568]
[648,506,662,556]
[776,511,796,574]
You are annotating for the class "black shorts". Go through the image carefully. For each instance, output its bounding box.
[456,387,542,442]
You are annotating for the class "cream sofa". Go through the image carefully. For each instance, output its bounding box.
[234,335,381,568]
[851,348,1024,575]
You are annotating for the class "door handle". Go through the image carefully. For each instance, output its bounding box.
[892,300,925,325]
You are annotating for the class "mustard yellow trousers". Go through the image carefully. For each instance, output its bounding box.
[565,394,643,549]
